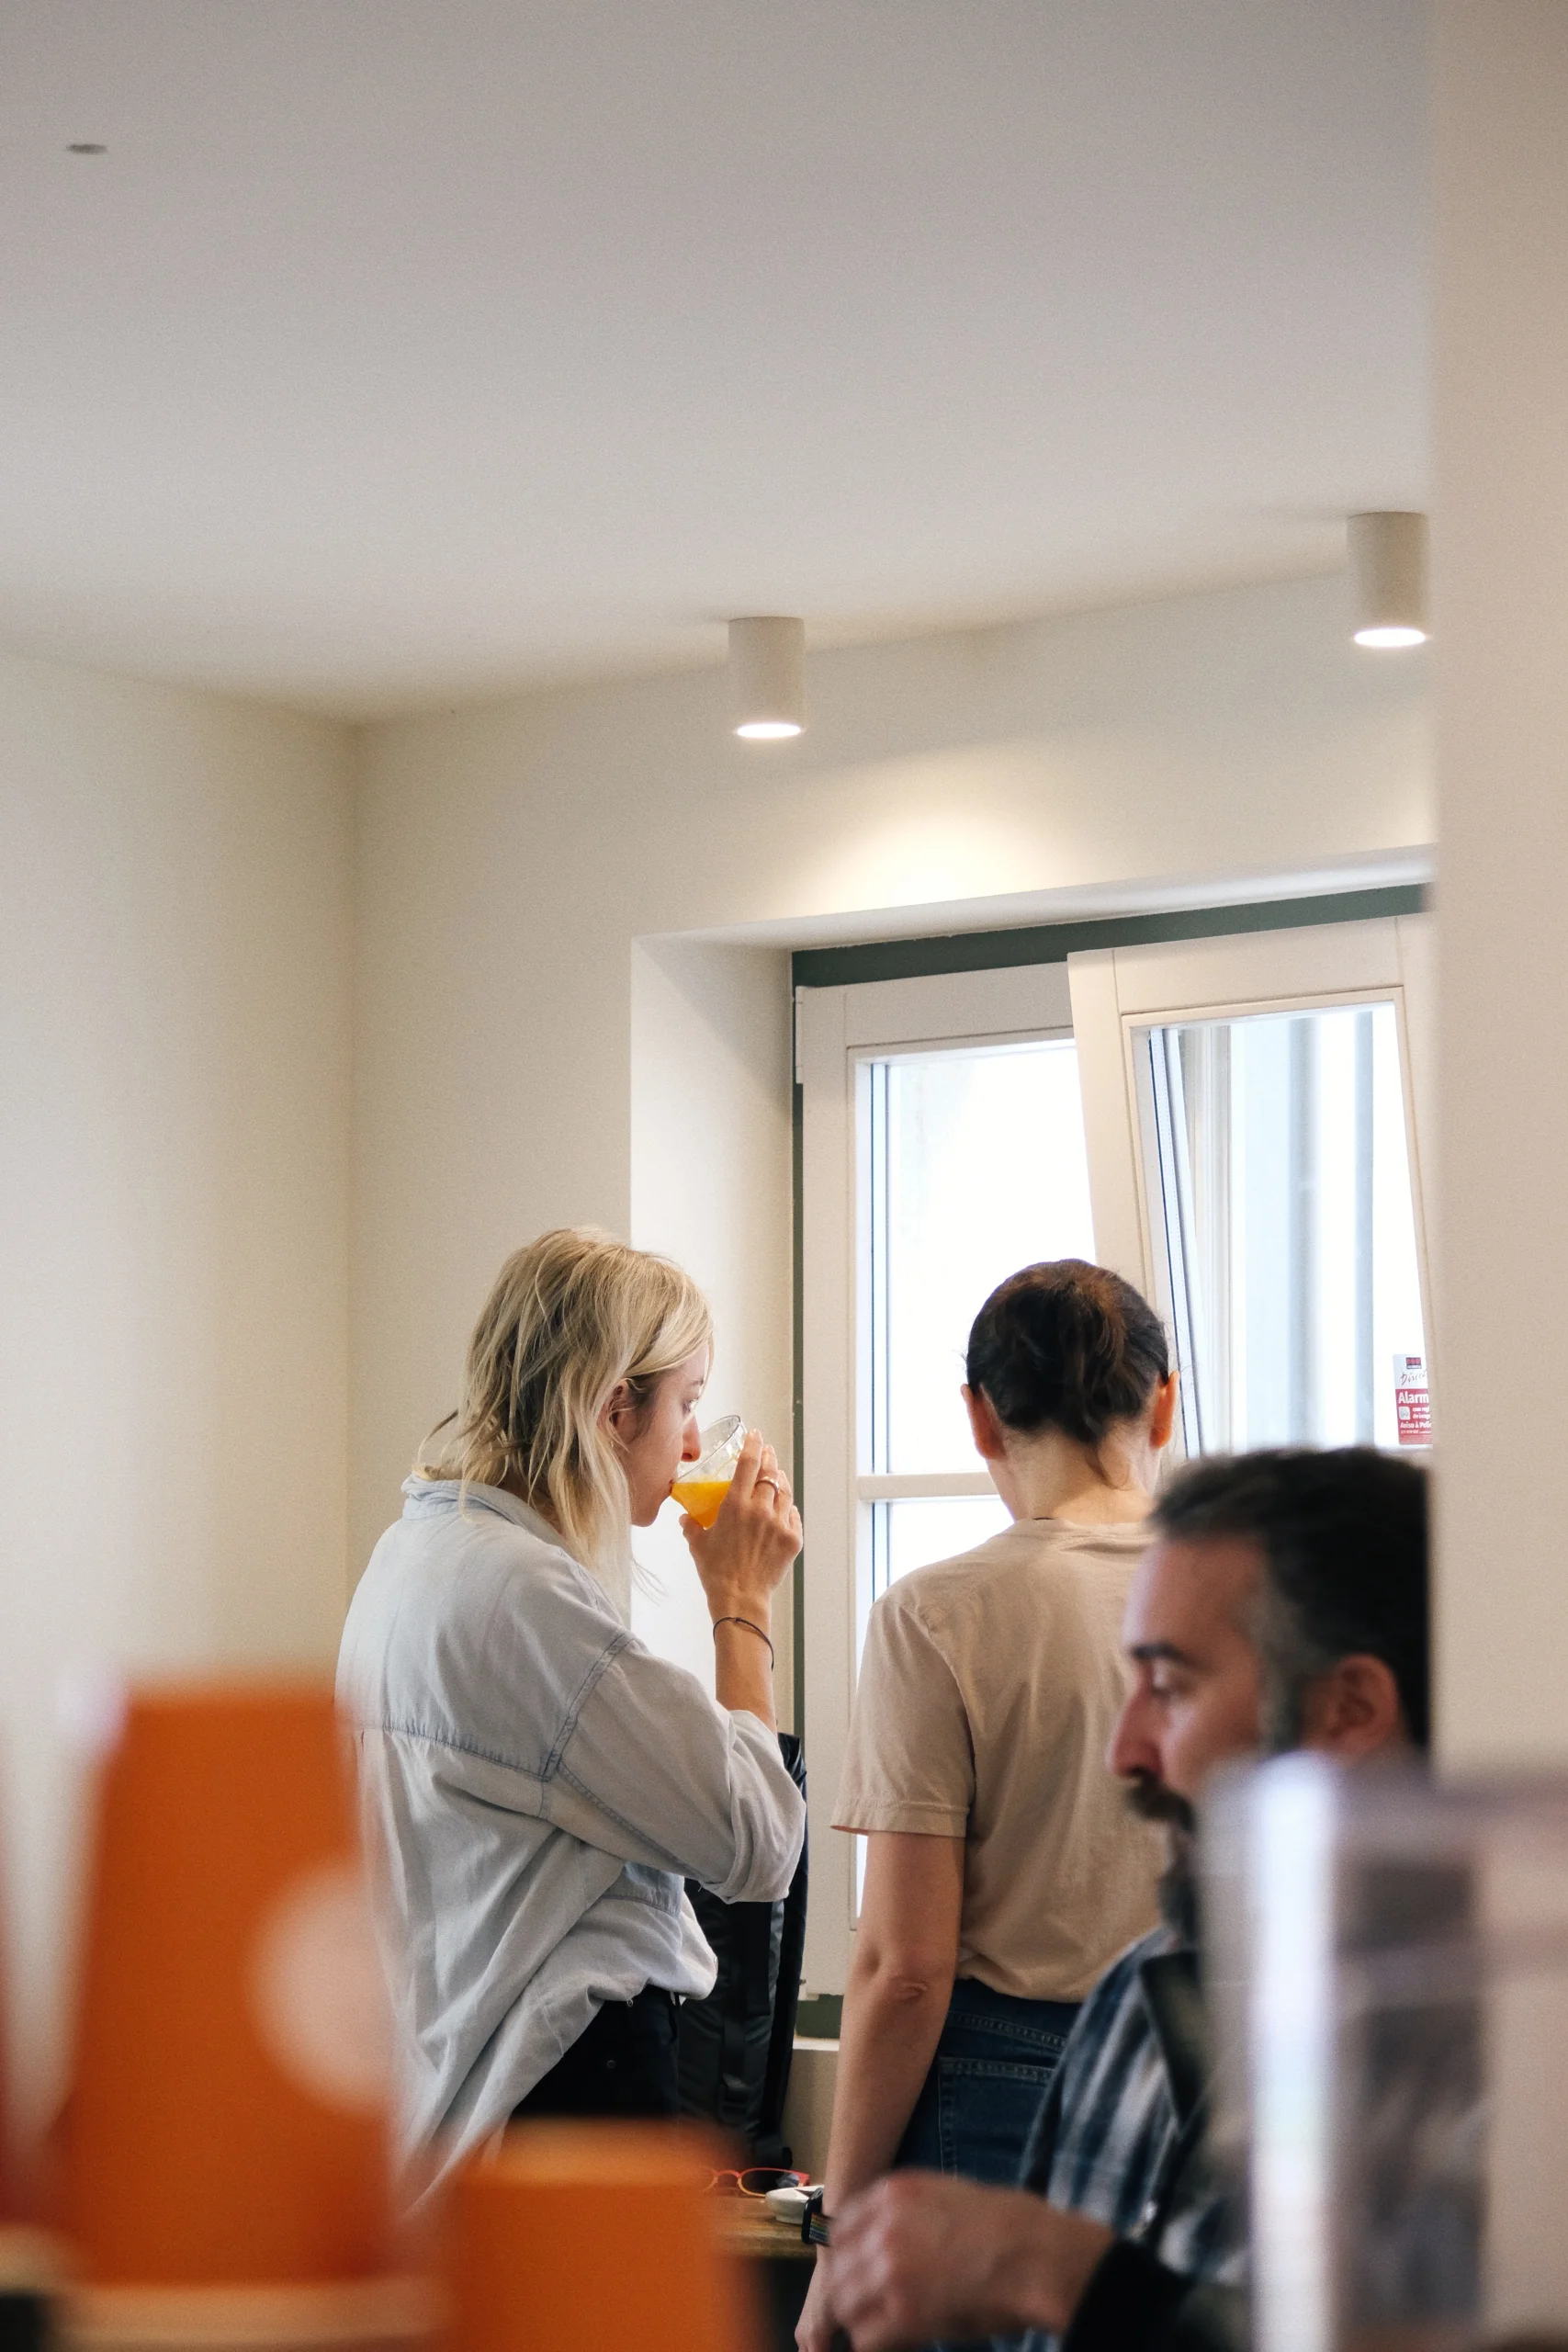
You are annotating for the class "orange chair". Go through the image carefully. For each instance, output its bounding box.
[62,1682,423,2344]
[446,2124,754,2352]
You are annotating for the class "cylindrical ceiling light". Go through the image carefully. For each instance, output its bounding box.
[728,616,806,738]
[1348,511,1429,647]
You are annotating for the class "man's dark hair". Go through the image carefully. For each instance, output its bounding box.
[1153,1448,1430,1752]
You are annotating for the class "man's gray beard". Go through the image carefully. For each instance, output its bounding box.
[1159,1824,1201,1944]
[1123,1773,1201,1944]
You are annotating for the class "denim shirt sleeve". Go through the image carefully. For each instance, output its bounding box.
[343,1488,806,1906]
[547,1640,805,1903]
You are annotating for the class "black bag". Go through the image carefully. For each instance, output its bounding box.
[676,1732,808,2165]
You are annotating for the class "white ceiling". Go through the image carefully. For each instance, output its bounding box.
[0,2,1427,718]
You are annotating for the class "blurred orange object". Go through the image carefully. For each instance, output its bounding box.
[63,1682,400,2301]
[446,2124,753,2352]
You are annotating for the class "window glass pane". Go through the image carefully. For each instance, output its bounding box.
[875,1495,1011,1599]
[1141,1001,1428,1453]
[872,1040,1095,1473]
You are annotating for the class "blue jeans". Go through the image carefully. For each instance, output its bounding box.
[894,1977,1080,2186]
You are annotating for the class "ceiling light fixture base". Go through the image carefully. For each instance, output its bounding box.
[1348,512,1429,648]
[728,616,806,739]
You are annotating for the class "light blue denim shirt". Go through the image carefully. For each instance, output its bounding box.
[336,1477,805,2188]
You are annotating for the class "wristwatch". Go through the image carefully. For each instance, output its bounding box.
[801,2185,832,2248]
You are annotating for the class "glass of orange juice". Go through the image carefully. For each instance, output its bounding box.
[670,1415,746,1528]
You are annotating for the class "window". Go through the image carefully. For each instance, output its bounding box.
[798,964,1090,1990]
[863,1038,1095,1600]
[1066,912,1434,1457]
[798,913,1434,1994]
[1137,1001,1427,1453]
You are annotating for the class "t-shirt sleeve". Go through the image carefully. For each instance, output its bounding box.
[832,1585,974,1836]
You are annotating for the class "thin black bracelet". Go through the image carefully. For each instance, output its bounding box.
[712,1614,775,1667]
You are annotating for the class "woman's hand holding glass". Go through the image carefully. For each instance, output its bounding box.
[680,1427,801,1621]
[679,1430,800,1731]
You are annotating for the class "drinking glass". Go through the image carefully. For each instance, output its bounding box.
[670,1415,746,1528]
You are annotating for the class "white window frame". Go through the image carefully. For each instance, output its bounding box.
[795,913,1434,1997]
[796,963,1077,1995]
[1066,914,1436,1384]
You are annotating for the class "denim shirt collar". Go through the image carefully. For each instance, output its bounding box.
[400,1475,561,1550]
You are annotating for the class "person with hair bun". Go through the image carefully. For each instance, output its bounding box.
[338,1227,805,2192]
[798,1260,1177,2352]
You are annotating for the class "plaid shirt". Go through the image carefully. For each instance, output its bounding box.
[1016,1925,1242,2352]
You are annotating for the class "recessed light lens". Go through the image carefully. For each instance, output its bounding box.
[1354,625,1428,649]
[734,719,802,740]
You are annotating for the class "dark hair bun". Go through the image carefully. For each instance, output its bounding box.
[965,1260,1169,1446]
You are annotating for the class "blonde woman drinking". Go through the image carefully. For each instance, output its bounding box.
[338,1228,805,2188]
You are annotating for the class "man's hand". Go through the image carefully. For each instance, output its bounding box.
[795,2249,840,2352]
[829,2172,1114,2352]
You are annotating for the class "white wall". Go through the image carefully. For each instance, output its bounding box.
[1433,3,1568,1765]
[0,651,353,2125]
[628,939,795,1715]
[350,570,1433,1629]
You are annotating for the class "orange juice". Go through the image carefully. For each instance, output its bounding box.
[670,1476,733,1528]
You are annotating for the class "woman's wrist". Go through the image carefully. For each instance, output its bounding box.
[712,1612,774,1666]
[705,1583,777,1624]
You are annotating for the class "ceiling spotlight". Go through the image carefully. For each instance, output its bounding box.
[1348,511,1429,648]
[728,616,805,739]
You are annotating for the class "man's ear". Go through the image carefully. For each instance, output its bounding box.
[1301,1654,1407,1759]
[962,1385,1008,1463]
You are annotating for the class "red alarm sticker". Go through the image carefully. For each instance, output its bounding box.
[1393,1353,1431,1446]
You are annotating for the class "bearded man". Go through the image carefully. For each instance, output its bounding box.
[813,1448,1428,2352]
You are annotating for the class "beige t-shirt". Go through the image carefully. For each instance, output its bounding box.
[833,1517,1163,2003]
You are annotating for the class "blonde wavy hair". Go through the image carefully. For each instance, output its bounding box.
[419,1228,713,1616]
